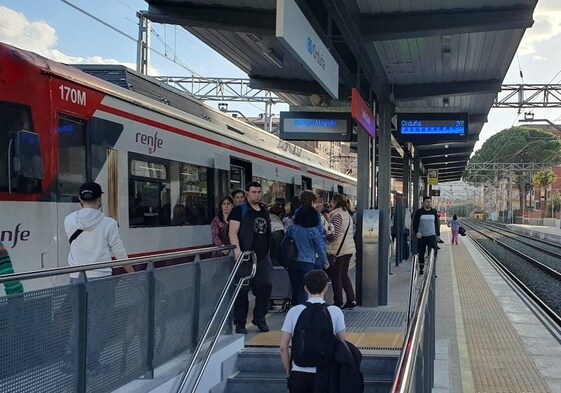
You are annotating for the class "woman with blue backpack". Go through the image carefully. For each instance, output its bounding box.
[286,191,329,305]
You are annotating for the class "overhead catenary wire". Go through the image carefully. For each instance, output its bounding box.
[60,0,200,76]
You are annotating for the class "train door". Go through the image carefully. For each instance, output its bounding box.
[230,157,252,192]
[56,114,88,272]
[302,176,312,191]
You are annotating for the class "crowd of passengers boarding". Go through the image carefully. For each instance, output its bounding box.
[210,181,359,335]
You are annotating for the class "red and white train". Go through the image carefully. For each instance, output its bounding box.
[0,42,357,292]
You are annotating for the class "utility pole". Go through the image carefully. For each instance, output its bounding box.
[137,12,151,75]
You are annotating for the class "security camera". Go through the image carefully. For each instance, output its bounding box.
[218,103,228,112]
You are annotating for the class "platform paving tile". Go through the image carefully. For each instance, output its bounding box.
[452,240,551,393]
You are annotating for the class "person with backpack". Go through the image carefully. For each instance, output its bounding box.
[229,181,273,334]
[286,191,329,305]
[450,214,460,245]
[280,270,346,393]
[412,196,440,275]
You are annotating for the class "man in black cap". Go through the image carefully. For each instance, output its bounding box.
[62,182,132,376]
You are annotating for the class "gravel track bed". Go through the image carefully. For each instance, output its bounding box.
[469,230,561,316]
[477,222,561,256]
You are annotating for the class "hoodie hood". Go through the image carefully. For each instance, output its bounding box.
[73,208,104,230]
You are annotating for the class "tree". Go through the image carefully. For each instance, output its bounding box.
[463,126,561,210]
[546,192,561,217]
[534,169,557,214]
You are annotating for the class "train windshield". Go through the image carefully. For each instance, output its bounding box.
[0,102,36,192]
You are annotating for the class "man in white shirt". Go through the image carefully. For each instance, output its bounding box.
[280,270,346,393]
[62,182,132,376]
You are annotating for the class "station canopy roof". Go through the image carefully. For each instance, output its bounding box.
[145,0,537,182]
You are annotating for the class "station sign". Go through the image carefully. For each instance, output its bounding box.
[428,169,438,186]
[396,112,468,144]
[276,0,339,99]
[351,88,376,138]
[279,111,352,141]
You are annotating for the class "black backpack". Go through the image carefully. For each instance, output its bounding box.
[292,302,336,367]
[459,226,466,236]
[278,234,297,269]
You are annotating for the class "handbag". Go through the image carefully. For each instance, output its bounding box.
[327,215,351,267]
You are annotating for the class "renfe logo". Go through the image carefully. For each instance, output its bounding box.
[306,37,326,71]
[136,131,163,154]
[1,224,30,249]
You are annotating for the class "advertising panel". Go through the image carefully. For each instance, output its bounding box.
[351,88,376,138]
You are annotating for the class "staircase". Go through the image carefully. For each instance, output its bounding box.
[223,347,398,393]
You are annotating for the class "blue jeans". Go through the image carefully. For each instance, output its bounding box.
[288,261,315,306]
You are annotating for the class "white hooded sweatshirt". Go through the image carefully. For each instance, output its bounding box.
[64,208,128,278]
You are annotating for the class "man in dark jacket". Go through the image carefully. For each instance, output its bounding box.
[229,181,272,334]
[412,196,440,275]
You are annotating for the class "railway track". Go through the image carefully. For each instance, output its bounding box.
[461,220,561,326]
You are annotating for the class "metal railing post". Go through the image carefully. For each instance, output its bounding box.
[192,261,202,348]
[77,271,88,393]
[145,262,156,379]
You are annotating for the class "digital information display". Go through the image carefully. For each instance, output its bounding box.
[397,113,468,143]
[280,111,352,141]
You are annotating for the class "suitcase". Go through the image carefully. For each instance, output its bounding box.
[269,265,292,312]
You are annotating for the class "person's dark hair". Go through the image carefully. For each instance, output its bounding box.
[423,196,432,202]
[294,206,319,228]
[245,181,261,191]
[217,195,234,223]
[231,189,245,199]
[304,270,329,294]
[269,202,284,217]
[299,190,317,207]
[332,194,349,211]
[289,196,301,218]
[275,197,286,207]
[453,214,457,220]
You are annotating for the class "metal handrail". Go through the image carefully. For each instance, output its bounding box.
[176,250,257,393]
[391,249,435,393]
[406,255,419,325]
[0,245,235,283]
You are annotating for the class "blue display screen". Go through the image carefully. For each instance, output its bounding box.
[397,113,468,143]
[400,120,465,135]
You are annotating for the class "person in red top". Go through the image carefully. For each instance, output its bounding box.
[210,195,234,256]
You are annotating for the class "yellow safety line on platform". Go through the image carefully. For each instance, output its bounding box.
[450,236,475,393]
[245,331,403,350]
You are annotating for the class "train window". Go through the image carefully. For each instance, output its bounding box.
[58,115,86,199]
[88,117,124,181]
[179,163,210,225]
[130,160,168,179]
[230,165,245,191]
[0,102,35,192]
[302,176,312,191]
[260,179,288,206]
[128,153,170,227]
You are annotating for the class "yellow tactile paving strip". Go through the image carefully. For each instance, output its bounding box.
[452,241,551,393]
[245,331,403,350]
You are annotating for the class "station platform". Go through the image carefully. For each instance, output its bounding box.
[507,223,561,245]
[242,225,561,393]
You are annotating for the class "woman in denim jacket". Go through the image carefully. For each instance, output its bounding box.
[286,191,328,305]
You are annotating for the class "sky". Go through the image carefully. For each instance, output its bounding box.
[1,0,561,153]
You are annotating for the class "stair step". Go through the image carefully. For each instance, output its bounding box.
[237,348,399,377]
[227,371,394,393]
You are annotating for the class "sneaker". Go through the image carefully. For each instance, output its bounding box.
[342,301,357,310]
[252,320,270,332]
[235,324,247,334]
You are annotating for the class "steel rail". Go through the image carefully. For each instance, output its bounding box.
[0,245,235,283]
[463,222,561,279]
